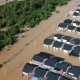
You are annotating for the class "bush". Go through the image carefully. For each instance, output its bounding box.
[56,0,68,6]
[7,26,19,36]
[3,37,13,46]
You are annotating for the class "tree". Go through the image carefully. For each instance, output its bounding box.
[7,26,19,36]
[0,31,7,39]
[56,0,68,6]
[0,40,4,50]
[0,0,68,29]
[3,37,13,46]
[0,0,69,50]
[28,18,36,28]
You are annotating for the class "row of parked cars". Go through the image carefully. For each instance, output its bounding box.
[57,19,80,34]
[22,8,80,80]
[22,52,80,80]
[43,33,80,57]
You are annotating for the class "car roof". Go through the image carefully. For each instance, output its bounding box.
[67,25,76,30]
[34,67,48,78]
[63,44,73,51]
[22,63,38,73]
[69,46,80,57]
[67,66,80,78]
[69,50,80,57]
[43,38,53,45]
[53,41,63,48]
[71,38,80,45]
[54,62,71,72]
[32,54,46,62]
[73,12,79,16]
[76,9,80,12]
[54,33,64,39]
[63,19,72,24]
[76,27,80,32]
[58,23,69,28]
[32,52,54,62]
[62,36,73,42]
[44,57,64,67]
[38,52,54,59]
[74,46,80,53]
[46,71,61,80]
[73,21,80,25]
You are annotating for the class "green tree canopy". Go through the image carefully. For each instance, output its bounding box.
[0,0,69,50]
[7,26,19,36]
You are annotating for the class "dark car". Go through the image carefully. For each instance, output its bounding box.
[33,67,48,78]
[54,62,71,72]
[44,57,65,68]
[30,52,54,65]
[67,66,80,79]
[63,19,72,24]
[45,71,61,80]
[43,38,53,47]
[22,63,38,75]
